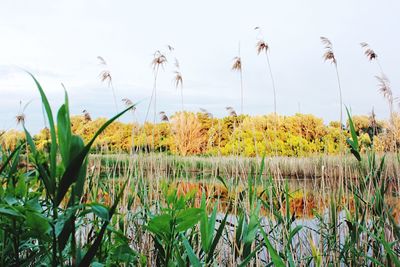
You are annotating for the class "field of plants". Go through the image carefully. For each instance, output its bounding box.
[0,73,399,267]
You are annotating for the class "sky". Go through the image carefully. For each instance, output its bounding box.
[0,0,399,133]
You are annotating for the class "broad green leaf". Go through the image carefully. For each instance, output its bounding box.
[147,214,172,236]
[91,203,110,221]
[0,207,24,218]
[26,212,51,238]
[56,104,135,205]
[176,208,203,232]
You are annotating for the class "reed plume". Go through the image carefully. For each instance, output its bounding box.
[321,37,337,64]
[200,108,213,119]
[122,98,133,107]
[16,101,25,126]
[97,56,118,114]
[16,100,32,126]
[82,110,92,122]
[360,42,385,75]
[15,114,25,125]
[226,106,237,117]
[159,111,169,122]
[122,98,138,154]
[320,37,343,129]
[360,42,377,61]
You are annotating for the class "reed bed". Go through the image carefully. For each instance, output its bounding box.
[93,152,400,181]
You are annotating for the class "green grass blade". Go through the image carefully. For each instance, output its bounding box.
[260,227,285,267]
[206,209,229,264]
[182,235,201,267]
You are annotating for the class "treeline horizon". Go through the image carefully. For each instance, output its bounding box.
[2,110,398,157]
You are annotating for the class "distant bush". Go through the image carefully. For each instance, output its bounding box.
[2,112,397,156]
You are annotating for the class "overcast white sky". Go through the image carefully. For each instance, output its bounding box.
[0,0,399,133]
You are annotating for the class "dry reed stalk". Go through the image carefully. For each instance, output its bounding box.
[320,37,345,164]
[320,37,343,130]
[143,50,167,154]
[232,42,244,114]
[256,39,277,115]
[255,29,280,160]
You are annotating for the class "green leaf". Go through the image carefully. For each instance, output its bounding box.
[27,72,58,180]
[57,101,71,167]
[176,208,203,232]
[111,244,138,263]
[0,207,24,218]
[346,107,361,161]
[15,177,27,197]
[91,203,110,221]
[288,225,303,243]
[238,243,263,267]
[206,209,229,264]
[182,235,201,267]
[70,135,86,202]
[260,227,285,267]
[26,212,50,238]
[147,214,173,236]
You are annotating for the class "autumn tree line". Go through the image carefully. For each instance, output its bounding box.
[1,111,399,157]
